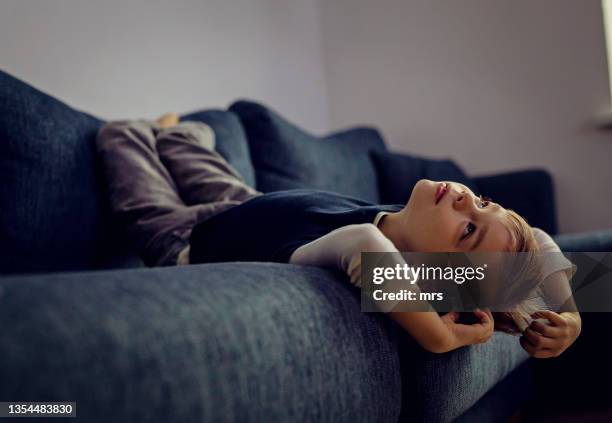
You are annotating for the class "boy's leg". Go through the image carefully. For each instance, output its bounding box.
[155,121,262,206]
[96,120,234,266]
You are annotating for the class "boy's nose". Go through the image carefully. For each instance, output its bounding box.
[453,190,471,211]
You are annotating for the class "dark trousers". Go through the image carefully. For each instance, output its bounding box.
[96,120,261,266]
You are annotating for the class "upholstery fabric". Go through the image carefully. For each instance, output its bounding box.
[454,361,532,423]
[553,229,612,252]
[0,70,107,274]
[0,263,402,423]
[229,100,386,203]
[370,150,477,205]
[473,169,558,235]
[399,331,530,422]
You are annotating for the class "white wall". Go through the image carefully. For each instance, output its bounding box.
[1,0,610,233]
[0,0,330,132]
[320,0,612,233]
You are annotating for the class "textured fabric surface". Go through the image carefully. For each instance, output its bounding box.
[229,100,386,203]
[181,109,256,188]
[473,169,558,235]
[553,229,612,252]
[0,263,401,423]
[454,361,532,423]
[371,150,478,205]
[0,70,108,274]
[399,330,530,423]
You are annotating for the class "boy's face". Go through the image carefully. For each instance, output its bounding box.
[399,179,514,252]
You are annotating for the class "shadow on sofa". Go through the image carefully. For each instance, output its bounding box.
[1,69,611,423]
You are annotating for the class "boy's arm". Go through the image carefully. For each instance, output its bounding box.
[518,228,581,358]
[289,223,494,353]
[388,309,493,353]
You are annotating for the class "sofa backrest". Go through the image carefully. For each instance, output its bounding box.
[0,71,111,274]
[0,70,256,274]
[230,100,387,203]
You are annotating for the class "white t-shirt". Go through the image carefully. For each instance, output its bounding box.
[291,211,575,315]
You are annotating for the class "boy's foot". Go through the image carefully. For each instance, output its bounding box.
[156,113,180,129]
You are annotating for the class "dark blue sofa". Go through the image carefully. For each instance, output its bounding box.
[1,70,611,423]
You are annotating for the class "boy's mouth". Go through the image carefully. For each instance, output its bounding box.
[435,182,448,205]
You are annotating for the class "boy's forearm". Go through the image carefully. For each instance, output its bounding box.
[388,311,458,353]
[288,225,484,353]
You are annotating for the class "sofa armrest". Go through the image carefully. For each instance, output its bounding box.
[472,169,558,235]
[0,263,401,423]
[399,331,530,422]
[553,230,612,252]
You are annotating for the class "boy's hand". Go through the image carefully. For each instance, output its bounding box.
[156,113,180,129]
[441,310,494,348]
[520,311,581,358]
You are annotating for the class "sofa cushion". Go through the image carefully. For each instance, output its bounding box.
[473,170,558,235]
[229,100,386,203]
[553,229,612,252]
[0,70,110,274]
[181,110,256,187]
[0,70,260,273]
[371,150,477,205]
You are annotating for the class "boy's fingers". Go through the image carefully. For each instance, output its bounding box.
[457,323,485,341]
[443,311,460,322]
[520,336,558,358]
[532,310,566,327]
[530,320,560,337]
[523,328,555,349]
[470,310,494,342]
[473,310,492,324]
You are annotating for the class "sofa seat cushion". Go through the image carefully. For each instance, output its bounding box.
[230,100,386,203]
[371,150,477,205]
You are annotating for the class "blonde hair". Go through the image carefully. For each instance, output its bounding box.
[499,209,546,330]
[503,209,539,253]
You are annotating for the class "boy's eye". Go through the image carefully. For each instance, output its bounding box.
[479,195,492,208]
[461,222,476,240]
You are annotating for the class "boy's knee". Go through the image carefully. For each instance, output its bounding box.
[158,121,216,150]
[96,120,155,152]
